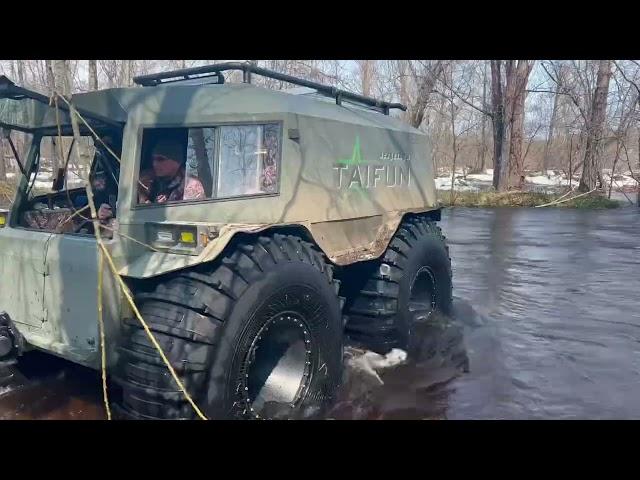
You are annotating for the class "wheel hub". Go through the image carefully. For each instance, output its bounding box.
[242,312,313,418]
[408,266,437,324]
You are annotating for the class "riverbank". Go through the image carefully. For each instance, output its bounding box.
[434,168,637,208]
[437,190,623,209]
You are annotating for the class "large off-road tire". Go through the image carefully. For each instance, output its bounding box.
[343,216,452,355]
[113,234,344,420]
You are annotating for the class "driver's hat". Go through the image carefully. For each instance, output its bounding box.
[151,137,186,164]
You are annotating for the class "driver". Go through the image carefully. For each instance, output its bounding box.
[137,137,205,204]
[98,136,206,228]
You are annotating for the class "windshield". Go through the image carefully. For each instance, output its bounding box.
[26,136,95,198]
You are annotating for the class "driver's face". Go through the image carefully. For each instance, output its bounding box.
[152,154,181,178]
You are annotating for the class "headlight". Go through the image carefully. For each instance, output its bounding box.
[145,223,217,255]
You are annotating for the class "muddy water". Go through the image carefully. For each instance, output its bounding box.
[0,351,106,420]
[1,206,639,420]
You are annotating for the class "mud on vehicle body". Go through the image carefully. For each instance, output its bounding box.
[0,63,452,419]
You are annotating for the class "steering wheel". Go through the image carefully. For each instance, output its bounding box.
[72,216,95,234]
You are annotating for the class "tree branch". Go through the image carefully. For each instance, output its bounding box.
[613,60,640,97]
[436,79,492,117]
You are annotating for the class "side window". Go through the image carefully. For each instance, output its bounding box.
[217,124,279,198]
[138,123,280,205]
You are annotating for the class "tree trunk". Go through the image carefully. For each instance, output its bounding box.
[608,139,622,199]
[16,60,25,86]
[0,140,6,182]
[449,96,458,204]
[88,60,99,91]
[490,60,506,190]
[45,60,56,95]
[119,60,134,87]
[53,60,71,95]
[568,134,574,190]
[579,60,612,192]
[543,85,560,174]
[189,129,213,195]
[409,61,445,128]
[51,60,72,174]
[489,60,533,191]
[490,60,517,191]
[508,85,526,188]
[359,60,374,97]
[507,61,534,190]
[397,61,410,124]
[478,61,488,173]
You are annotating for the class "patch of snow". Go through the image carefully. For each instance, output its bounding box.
[526,174,571,187]
[435,176,483,192]
[435,168,638,193]
[466,172,493,182]
[603,173,638,188]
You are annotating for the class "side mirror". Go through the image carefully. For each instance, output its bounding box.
[52,167,66,191]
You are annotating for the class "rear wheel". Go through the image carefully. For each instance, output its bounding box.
[113,234,344,420]
[343,216,452,355]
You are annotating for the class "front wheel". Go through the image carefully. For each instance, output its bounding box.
[114,234,344,420]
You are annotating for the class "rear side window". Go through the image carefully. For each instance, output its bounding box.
[138,123,281,205]
[217,124,279,197]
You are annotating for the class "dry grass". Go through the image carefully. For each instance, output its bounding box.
[437,190,622,209]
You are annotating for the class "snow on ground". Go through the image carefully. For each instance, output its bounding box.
[435,176,483,192]
[4,169,87,190]
[436,168,638,193]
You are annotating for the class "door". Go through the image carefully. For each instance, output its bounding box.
[0,75,124,362]
[42,234,101,356]
[0,225,51,330]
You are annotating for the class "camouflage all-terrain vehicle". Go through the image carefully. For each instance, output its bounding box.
[0,62,451,420]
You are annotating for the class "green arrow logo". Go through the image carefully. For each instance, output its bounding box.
[337,136,365,166]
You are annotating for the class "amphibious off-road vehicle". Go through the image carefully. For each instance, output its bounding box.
[0,62,451,420]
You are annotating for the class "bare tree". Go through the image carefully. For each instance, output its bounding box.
[357,60,376,97]
[406,61,447,128]
[579,60,612,192]
[45,60,56,94]
[89,60,99,91]
[15,60,25,87]
[542,65,565,174]
[508,61,535,188]
[477,60,489,173]
[489,60,535,191]
[0,140,6,182]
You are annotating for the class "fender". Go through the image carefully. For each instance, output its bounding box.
[118,206,442,279]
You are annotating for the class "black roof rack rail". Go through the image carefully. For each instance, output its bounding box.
[133,62,407,115]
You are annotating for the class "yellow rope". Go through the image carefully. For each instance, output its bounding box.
[97,249,111,420]
[97,240,208,420]
[60,94,208,420]
[97,222,161,252]
[54,204,90,229]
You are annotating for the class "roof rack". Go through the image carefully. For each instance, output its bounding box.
[133,62,407,115]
